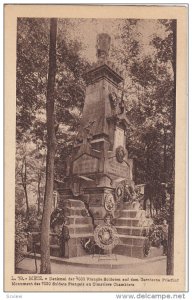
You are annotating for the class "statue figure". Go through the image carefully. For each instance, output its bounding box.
[96,33,111,62]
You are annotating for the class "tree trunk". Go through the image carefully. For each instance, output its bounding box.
[23,185,29,218]
[167,20,176,275]
[40,18,57,274]
[167,185,174,274]
[37,174,41,216]
[163,126,167,181]
[21,156,29,218]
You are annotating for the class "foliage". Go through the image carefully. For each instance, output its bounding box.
[16,18,49,141]
[153,206,170,225]
[15,203,42,269]
[15,140,46,216]
[16,17,90,187]
[143,238,151,257]
[117,19,176,187]
[148,225,163,248]
[148,209,170,248]
[27,205,42,232]
[15,213,28,265]
[50,207,68,229]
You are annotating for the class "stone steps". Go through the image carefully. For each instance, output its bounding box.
[68,233,93,239]
[114,217,140,227]
[68,215,93,225]
[68,224,93,235]
[122,202,134,210]
[118,234,146,246]
[120,209,145,218]
[116,226,144,236]
[64,199,85,208]
[60,199,94,258]
[65,206,85,216]
[113,205,152,259]
[29,199,95,259]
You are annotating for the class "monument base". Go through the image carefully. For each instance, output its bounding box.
[113,202,152,259]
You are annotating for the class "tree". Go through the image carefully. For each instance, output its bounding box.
[117,20,176,274]
[16,139,39,218]
[40,18,57,274]
[16,18,49,141]
[113,19,175,187]
[16,18,89,179]
[151,19,176,275]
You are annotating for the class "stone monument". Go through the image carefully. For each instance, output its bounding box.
[54,33,152,259]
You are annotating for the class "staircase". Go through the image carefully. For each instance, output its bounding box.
[59,198,94,258]
[33,199,94,258]
[32,199,163,259]
[113,202,162,259]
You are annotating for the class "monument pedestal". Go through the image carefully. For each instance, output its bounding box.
[113,202,152,259]
[62,199,94,258]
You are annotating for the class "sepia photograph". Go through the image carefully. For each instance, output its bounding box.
[4,5,187,292]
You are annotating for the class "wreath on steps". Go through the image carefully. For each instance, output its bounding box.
[50,208,69,229]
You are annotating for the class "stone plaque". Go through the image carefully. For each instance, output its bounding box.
[104,193,115,212]
[107,157,130,178]
[73,154,98,174]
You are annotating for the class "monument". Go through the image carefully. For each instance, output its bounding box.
[53,33,152,259]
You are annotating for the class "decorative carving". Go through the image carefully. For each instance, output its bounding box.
[109,91,118,109]
[104,212,114,226]
[104,193,115,212]
[116,146,126,163]
[115,183,124,203]
[94,224,119,250]
[124,182,133,203]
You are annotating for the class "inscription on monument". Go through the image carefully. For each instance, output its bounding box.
[73,154,98,174]
[107,157,130,178]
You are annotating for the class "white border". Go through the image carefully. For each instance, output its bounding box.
[1,1,191,300]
